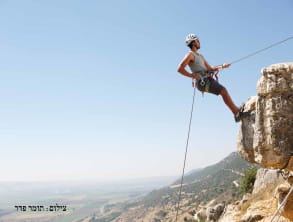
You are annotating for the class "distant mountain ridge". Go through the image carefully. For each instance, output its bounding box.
[92,152,255,221]
[173,152,249,185]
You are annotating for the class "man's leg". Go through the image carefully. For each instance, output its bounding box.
[219,88,239,115]
[209,81,248,122]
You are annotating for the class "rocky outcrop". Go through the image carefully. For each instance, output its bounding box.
[218,204,241,222]
[253,168,281,194]
[237,62,293,170]
[194,208,206,221]
[206,203,225,222]
[277,183,293,221]
[219,168,292,222]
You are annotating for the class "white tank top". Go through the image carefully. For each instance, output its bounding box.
[188,51,208,74]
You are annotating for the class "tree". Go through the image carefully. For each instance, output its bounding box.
[240,167,257,194]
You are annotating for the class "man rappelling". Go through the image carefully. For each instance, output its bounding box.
[177,34,248,122]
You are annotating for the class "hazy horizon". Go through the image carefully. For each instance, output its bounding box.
[0,174,178,183]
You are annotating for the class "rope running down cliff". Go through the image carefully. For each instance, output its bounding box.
[269,184,293,222]
[175,81,196,222]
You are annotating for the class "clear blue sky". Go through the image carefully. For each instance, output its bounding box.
[0,0,292,181]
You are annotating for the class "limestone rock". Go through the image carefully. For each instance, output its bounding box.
[206,203,225,222]
[253,168,281,194]
[239,193,251,206]
[277,183,293,221]
[237,62,293,170]
[288,174,293,185]
[193,208,206,221]
[218,204,240,222]
[237,96,257,163]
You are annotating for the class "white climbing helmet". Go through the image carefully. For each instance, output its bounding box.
[185,33,198,46]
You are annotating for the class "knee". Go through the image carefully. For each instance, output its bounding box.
[220,87,228,96]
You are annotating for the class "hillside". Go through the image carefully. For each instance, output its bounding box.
[89,152,255,221]
[143,152,252,207]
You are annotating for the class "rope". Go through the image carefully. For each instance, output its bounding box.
[175,81,197,222]
[269,184,293,222]
[230,36,293,65]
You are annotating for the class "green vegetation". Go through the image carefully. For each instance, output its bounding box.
[239,167,257,195]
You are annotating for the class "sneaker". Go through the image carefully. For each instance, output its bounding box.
[234,110,251,122]
[234,111,242,122]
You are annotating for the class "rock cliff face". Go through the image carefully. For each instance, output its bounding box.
[237,62,293,170]
[234,62,293,221]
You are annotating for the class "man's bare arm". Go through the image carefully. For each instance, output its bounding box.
[177,52,195,78]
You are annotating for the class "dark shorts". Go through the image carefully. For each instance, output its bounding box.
[196,78,224,95]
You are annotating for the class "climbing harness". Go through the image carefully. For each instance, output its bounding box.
[199,70,219,86]
[175,36,293,221]
[194,70,220,96]
[269,184,293,222]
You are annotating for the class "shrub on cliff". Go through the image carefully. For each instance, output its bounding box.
[240,167,257,194]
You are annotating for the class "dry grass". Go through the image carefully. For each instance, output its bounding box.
[239,179,283,218]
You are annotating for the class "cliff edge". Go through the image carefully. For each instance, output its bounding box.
[237,62,293,170]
